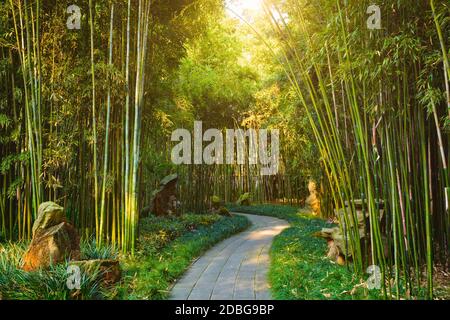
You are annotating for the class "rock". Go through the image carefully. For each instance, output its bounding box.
[326,239,346,265]
[315,200,388,265]
[209,206,232,217]
[336,255,346,266]
[314,227,349,259]
[305,180,320,216]
[22,222,80,271]
[70,259,121,285]
[208,195,231,217]
[236,193,251,206]
[343,199,384,211]
[145,174,179,217]
[22,202,80,271]
[32,201,65,236]
[318,234,347,265]
[160,173,178,187]
[335,208,366,239]
[210,195,223,210]
[335,200,385,239]
[211,195,221,208]
[218,207,232,217]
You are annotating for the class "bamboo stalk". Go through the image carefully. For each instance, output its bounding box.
[88,0,99,242]
[99,4,115,246]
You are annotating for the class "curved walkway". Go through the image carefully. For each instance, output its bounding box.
[169,213,289,300]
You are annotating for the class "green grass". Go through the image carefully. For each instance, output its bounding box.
[0,240,117,300]
[228,204,383,300]
[115,213,250,300]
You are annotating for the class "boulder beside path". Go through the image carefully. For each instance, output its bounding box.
[22,202,80,271]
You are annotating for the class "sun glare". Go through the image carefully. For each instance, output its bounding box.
[226,0,264,17]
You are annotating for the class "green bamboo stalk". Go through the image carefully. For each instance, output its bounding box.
[88,0,99,242]
[99,4,115,246]
[10,0,42,229]
[123,0,132,252]
[419,109,434,299]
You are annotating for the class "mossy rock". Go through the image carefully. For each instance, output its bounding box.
[22,221,80,271]
[70,259,121,285]
[147,174,179,216]
[32,202,65,237]
[159,173,178,187]
[314,227,350,257]
[236,193,251,206]
[218,206,232,217]
[211,195,221,204]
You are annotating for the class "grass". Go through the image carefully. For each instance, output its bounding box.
[228,204,383,300]
[0,240,117,300]
[115,213,250,300]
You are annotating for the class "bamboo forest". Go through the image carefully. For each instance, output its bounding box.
[0,0,449,303]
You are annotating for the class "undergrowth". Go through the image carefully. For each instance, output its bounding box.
[229,204,383,300]
[0,240,116,300]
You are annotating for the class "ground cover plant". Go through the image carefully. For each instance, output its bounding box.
[230,204,449,300]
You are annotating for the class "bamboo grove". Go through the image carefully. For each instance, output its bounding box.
[0,0,153,253]
[1,0,295,253]
[256,0,449,299]
[0,0,449,300]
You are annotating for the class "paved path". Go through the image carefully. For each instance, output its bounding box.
[170,213,289,300]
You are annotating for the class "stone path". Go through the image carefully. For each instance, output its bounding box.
[169,213,289,300]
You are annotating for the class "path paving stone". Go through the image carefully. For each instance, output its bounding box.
[169,213,289,300]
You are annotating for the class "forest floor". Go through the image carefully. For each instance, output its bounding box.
[229,204,384,300]
[1,206,448,300]
[229,204,450,300]
[0,238,119,299]
[169,213,289,300]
